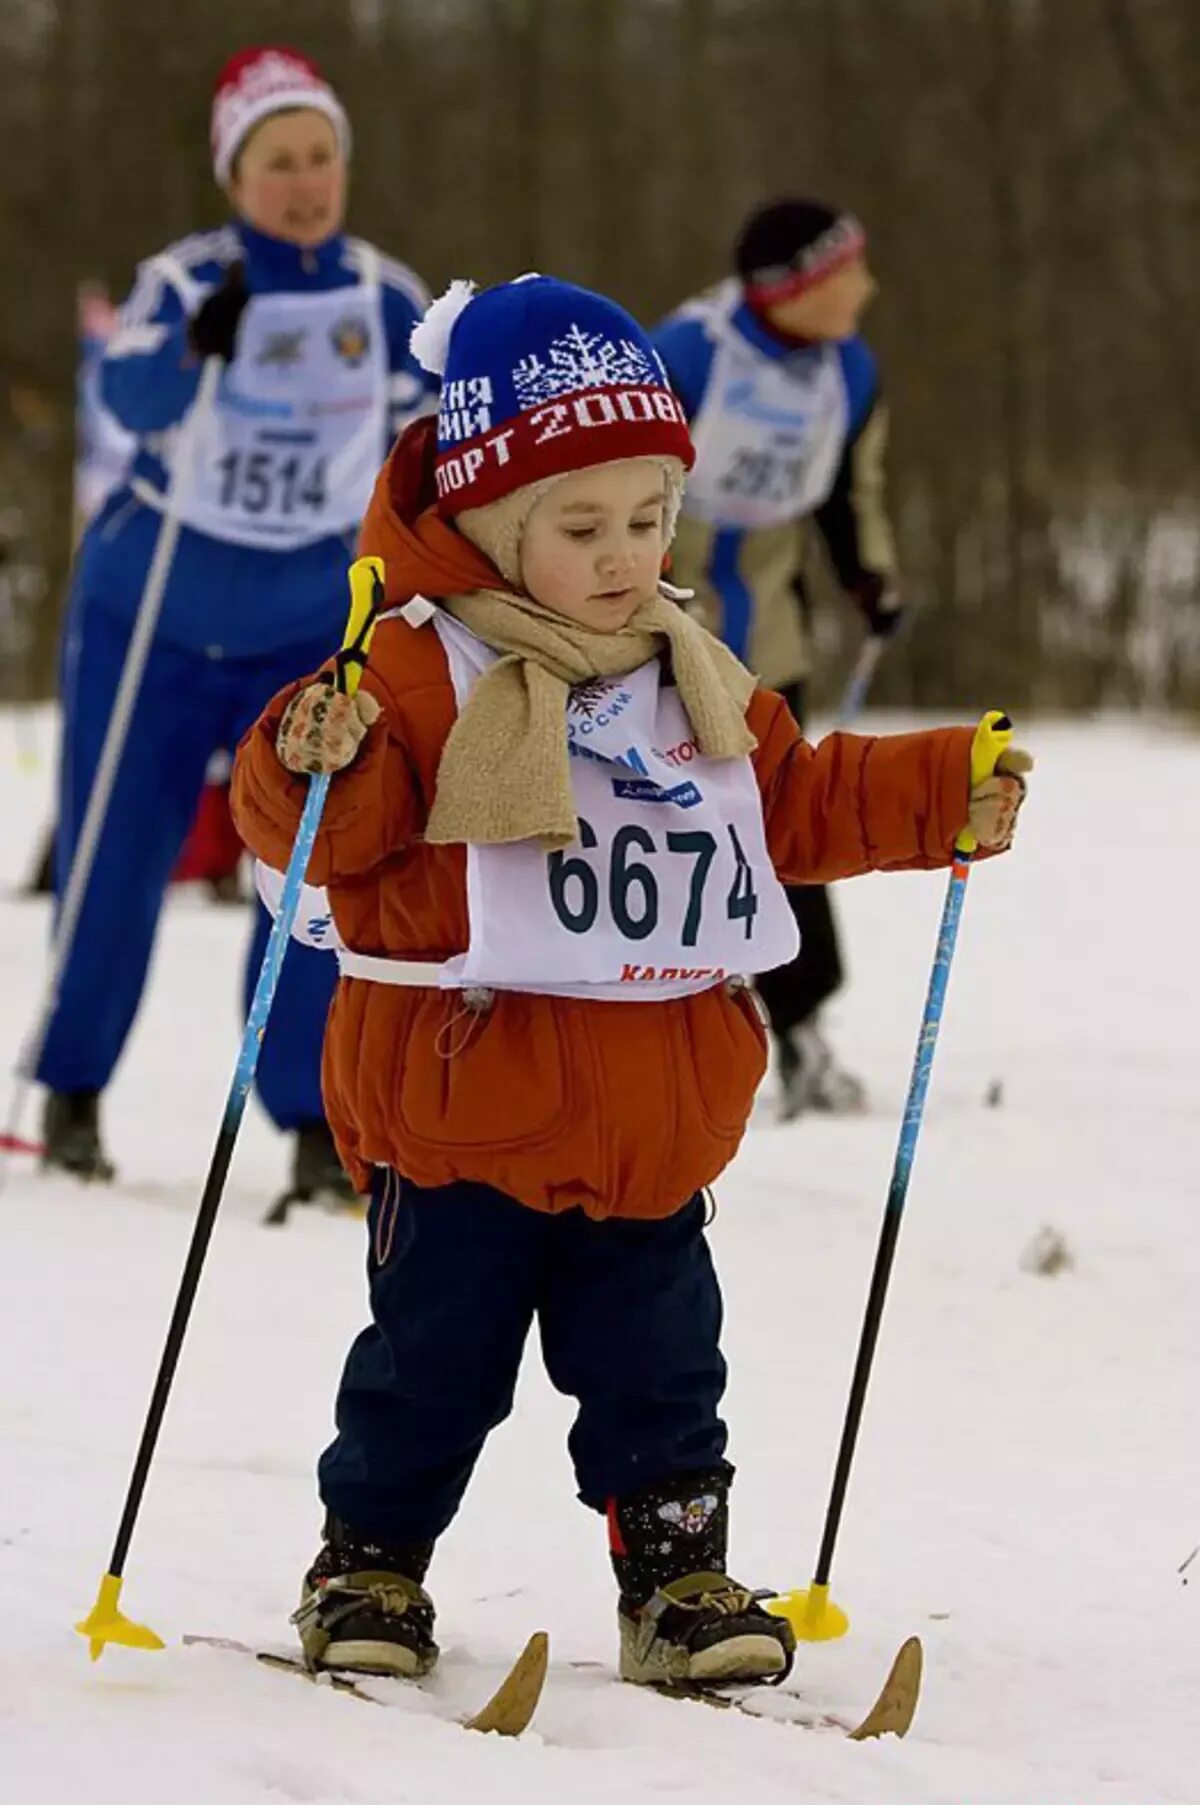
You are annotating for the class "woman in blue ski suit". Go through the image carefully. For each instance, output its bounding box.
[38,46,437,1197]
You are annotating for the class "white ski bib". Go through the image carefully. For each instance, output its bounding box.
[681,285,848,531]
[433,613,799,1000]
[255,861,343,950]
[176,250,387,551]
[256,609,800,999]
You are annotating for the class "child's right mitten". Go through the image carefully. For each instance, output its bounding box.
[276,684,381,776]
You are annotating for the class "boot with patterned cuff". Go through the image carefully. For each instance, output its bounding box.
[609,1470,795,1686]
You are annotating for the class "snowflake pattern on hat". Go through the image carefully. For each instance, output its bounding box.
[512,324,661,409]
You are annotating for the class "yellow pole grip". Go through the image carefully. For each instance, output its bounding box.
[958,709,1014,855]
[335,555,385,699]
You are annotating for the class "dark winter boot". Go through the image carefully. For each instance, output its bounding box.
[41,1090,115,1183]
[265,1120,360,1224]
[293,1516,438,1679]
[777,1023,867,1122]
[609,1471,795,1687]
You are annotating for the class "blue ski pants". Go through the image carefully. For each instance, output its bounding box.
[36,590,337,1130]
[319,1173,730,1545]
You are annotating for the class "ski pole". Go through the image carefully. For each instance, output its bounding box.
[769,711,1015,1642]
[835,636,884,728]
[75,557,382,1661]
[1,356,223,1193]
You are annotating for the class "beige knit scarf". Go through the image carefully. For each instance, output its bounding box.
[425,588,757,851]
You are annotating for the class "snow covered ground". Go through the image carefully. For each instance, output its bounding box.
[2,708,1198,1805]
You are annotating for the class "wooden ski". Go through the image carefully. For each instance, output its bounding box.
[184,1630,549,1737]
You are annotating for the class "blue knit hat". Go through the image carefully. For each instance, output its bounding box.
[410,275,694,515]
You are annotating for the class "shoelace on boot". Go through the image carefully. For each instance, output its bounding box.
[681,1584,758,1618]
[288,1573,420,1653]
[292,1576,422,1645]
[633,1580,767,1668]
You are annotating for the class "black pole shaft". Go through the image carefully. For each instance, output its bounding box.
[106,1115,239,1578]
[813,1180,906,1587]
[99,568,378,1585]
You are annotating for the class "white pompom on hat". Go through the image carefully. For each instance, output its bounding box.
[409,280,477,377]
[211,45,351,183]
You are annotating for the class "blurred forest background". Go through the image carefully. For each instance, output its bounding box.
[1,0,1198,712]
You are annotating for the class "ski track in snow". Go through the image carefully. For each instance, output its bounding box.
[2,708,1197,1805]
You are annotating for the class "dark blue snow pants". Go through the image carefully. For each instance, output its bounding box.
[36,592,336,1129]
[319,1173,731,1544]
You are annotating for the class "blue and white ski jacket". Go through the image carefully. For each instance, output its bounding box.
[78,220,436,658]
[653,280,895,593]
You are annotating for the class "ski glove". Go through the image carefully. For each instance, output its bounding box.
[276,683,382,776]
[967,747,1033,850]
[851,573,906,641]
[188,263,249,362]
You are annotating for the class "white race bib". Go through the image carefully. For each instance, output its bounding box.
[176,251,386,551]
[255,860,343,949]
[257,609,800,999]
[680,285,848,531]
[435,613,799,1000]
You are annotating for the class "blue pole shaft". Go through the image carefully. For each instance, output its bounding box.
[225,774,330,1121]
[889,853,971,1206]
[812,849,973,1587]
[106,772,330,1580]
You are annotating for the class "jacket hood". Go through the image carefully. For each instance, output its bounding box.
[357,417,513,604]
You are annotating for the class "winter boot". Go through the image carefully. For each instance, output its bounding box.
[293,1516,438,1679]
[41,1090,115,1182]
[777,1023,867,1122]
[265,1119,360,1224]
[609,1471,795,1687]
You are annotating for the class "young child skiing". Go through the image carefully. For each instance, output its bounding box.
[231,275,1030,1688]
[653,198,903,1119]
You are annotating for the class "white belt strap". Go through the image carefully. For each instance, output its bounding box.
[337,950,448,987]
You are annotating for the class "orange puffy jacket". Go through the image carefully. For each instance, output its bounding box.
[232,420,976,1220]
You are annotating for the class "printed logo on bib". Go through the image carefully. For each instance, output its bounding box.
[722,356,829,425]
[721,377,815,429]
[567,680,635,739]
[611,777,702,808]
[257,329,307,371]
[221,381,293,422]
[567,738,635,768]
[330,314,372,367]
[568,737,703,806]
[656,735,699,768]
[619,964,726,984]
